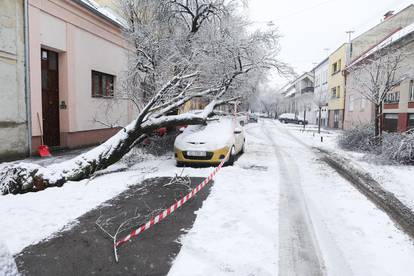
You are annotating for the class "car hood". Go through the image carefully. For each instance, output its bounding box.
[174,119,235,151]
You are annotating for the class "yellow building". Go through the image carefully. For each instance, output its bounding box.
[327,43,349,129]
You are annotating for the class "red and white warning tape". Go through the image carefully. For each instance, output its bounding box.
[114,151,229,248]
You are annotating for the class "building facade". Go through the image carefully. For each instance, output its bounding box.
[278,73,316,123]
[28,0,135,151]
[0,0,30,161]
[312,58,329,127]
[344,5,414,130]
[327,43,348,129]
[382,35,414,132]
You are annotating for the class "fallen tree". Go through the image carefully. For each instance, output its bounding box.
[0,0,292,194]
[0,74,234,194]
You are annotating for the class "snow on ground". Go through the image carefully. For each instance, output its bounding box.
[2,119,414,276]
[281,123,414,211]
[265,120,414,276]
[0,242,18,276]
[169,123,279,276]
[0,151,214,255]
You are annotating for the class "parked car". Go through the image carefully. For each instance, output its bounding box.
[278,113,298,124]
[248,113,258,123]
[174,117,245,166]
[278,113,308,125]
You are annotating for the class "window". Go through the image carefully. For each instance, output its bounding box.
[349,95,354,111]
[360,97,366,110]
[91,70,115,98]
[332,60,341,75]
[383,113,398,132]
[385,91,400,104]
[336,86,340,98]
[331,87,337,98]
[332,63,338,74]
[410,81,414,101]
[409,114,414,130]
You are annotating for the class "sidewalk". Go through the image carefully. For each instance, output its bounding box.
[282,123,414,212]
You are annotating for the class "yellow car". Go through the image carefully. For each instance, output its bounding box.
[174,117,245,166]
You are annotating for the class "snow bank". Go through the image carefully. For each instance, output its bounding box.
[0,242,19,276]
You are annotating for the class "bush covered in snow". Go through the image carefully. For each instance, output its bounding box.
[339,126,414,164]
[338,124,379,152]
[381,130,414,164]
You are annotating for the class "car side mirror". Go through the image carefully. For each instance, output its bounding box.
[234,128,242,134]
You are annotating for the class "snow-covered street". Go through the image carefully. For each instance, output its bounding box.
[170,119,414,276]
[2,119,414,275]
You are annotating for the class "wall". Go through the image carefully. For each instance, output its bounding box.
[343,79,374,130]
[28,0,134,150]
[0,0,29,160]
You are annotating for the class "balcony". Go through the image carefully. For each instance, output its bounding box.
[301,86,314,93]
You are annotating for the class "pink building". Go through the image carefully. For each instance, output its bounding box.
[28,0,135,152]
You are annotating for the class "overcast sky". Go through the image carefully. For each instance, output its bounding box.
[248,0,414,86]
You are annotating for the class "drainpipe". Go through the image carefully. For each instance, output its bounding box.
[23,0,32,156]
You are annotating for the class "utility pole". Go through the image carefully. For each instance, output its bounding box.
[346,30,355,43]
[346,30,355,61]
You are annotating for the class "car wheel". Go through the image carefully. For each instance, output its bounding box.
[227,146,236,165]
[240,141,245,154]
[176,161,184,167]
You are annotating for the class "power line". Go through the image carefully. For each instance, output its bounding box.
[274,0,341,21]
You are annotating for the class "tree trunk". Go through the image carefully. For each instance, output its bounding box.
[303,108,307,130]
[0,111,212,195]
[374,104,381,138]
[318,107,322,134]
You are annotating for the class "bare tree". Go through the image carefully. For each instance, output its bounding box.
[313,88,328,134]
[346,47,412,137]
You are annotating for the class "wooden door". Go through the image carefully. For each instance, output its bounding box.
[41,49,60,146]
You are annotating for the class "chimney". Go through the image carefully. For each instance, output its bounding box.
[383,11,394,20]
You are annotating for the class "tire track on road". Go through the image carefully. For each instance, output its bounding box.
[261,121,326,276]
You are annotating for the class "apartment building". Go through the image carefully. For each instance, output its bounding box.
[312,58,329,127]
[344,5,414,130]
[327,43,348,129]
[278,73,316,123]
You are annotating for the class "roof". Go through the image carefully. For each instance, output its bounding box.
[348,22,414,68]
[74,0,128,29]
[351,4,414,43]
[310,57,329,72]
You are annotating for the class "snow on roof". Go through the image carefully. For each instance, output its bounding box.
[77,0,128,28]
[348,22,414,68]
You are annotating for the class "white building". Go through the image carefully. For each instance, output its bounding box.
[312,58,329,127]
[278,73,316,124]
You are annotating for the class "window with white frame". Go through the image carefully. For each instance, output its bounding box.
[410,80,414,101]
[385,91,400,104]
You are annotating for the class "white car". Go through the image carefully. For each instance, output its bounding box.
[174,117,245,166]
